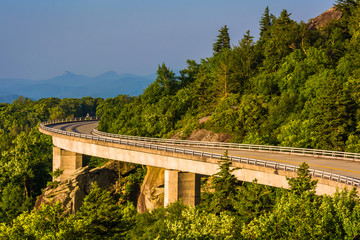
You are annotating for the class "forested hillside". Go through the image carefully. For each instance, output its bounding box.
[0,97,102,223]
[2,1,360,239]
[98,1,360,153]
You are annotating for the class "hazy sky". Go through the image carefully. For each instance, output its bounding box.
[1,0,335,80]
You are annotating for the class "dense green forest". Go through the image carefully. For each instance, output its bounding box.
[1,0,360,238]
[98,0,360,153]
[0,97,102,224]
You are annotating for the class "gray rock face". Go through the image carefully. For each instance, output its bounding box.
[137,166,165,213]
[187,129,231,142]
[308,6,343,30]
[35,161,119,214]
[136,126,231,213]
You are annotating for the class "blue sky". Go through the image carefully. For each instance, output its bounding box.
[0,0,335,80]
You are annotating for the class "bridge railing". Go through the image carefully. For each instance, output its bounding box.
[39,119,360,188]
[42,116,100,125]
[92,128,360,162]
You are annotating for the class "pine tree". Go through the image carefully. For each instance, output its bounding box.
[262,9,299,71]
[208,151,239,213]
[75,182,130,238]
[336,0,358,16]
[277,9,292,25]
[213,25,231,54]
[156,62,177,95]
[287,162,318,195]
[259,6,272,39]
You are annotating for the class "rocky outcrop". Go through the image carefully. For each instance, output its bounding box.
[137,123,231,212]
[35,161,120,214]
[187,129,231,142]
[198,116,211,124]
[137,166,165,213]
[308,6,343,30]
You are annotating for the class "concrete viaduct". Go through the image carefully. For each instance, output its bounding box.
[39,118,360,207]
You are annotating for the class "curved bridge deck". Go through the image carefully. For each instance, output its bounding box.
[40,118,360,198]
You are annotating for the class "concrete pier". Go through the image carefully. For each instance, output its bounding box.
[53,147,83,181]
[164,170,201,207]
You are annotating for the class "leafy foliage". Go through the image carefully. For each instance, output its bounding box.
[0,183,136,239]
[2,158,360,239]
[0,96,102,224]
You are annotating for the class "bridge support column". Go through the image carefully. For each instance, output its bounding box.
[53,147,83,181]
[164,170,201,207]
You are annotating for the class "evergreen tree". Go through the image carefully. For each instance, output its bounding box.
[336,0,358,16]
[259,6,272,39]
[142,63,178,104]
[206,151,239,214]
[287,162,318,195]
[213,25,231,54]
[179,59,200,87]
[155,62,177,95]
[277,9,292,25]
[234,30,256,83]
[74,182,132,238]
[210,49,234,97]
[262,9,300,71]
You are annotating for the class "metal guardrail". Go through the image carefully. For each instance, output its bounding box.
[42,116,100,125]
[92,128,360,162]
[39,118,360,187]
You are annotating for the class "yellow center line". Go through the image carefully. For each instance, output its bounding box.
[230,153,360,175]
[179,146,360,174]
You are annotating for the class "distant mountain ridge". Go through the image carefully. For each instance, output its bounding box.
[0,95,21,104]
[0,71,155,102]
